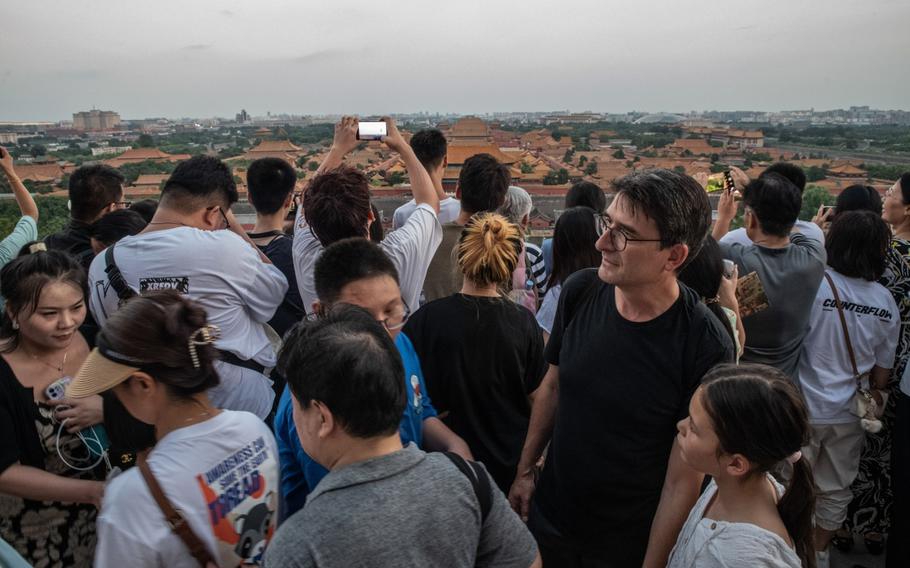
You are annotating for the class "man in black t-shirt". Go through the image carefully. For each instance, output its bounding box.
[509,169,734,568]
[246,157,305,336]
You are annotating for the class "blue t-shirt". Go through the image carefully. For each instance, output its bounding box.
[274,332,437,518]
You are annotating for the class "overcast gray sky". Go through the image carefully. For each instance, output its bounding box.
[1,0,907,120]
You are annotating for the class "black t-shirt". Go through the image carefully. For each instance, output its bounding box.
[44,220,95,272]
[250,231,305,337]
[536,269,733,559]
[404,294,547,492]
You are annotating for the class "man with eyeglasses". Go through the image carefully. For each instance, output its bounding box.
[273,237,472,519]
[44,163,129,272]
[88,155,287,420]
[509,169,734,568]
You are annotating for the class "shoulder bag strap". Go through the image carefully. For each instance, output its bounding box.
[824,272,860,380]
[137,454,216,567]
[443,452,492,522]
[104,243,138,302]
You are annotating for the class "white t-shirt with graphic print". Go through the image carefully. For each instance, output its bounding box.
[95,411,280,567]
[798,269,899,424]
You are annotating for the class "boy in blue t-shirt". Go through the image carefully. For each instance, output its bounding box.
[274,238,472,518]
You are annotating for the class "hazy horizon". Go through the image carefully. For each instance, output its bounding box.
[2,0,907,121]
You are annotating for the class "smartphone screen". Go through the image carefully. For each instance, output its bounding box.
[358,122,387,141]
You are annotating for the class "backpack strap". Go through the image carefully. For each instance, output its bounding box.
[444,452,492,523]
[104,243,138,302]
[137,453,216,567]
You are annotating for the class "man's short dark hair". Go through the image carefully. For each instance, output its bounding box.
[247,158,297,215]
[128,199,158,223]
[279,304,405,438]
[410,129,447,171]
[458,154,510,215]
[68,164,125,222]
[89,209,147,247]
[761,162,806,192]
[611,169,711,267]
[565,181,606,213]
[826,211,891,281]
[160,155,238,212]
[741,173,802,238]
[303,166,371,246]
[315,238,399,305]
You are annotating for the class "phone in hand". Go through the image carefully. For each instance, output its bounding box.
[722,259,735,279]
[357,122,387,141]
[821,205,835,216]
[723,170,735,194]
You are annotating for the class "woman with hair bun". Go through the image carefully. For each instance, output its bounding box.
[67,291,279,567]
[404,212,547,492]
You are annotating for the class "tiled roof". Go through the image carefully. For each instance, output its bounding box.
[133,174,169,185]
[14,163,65,181]
[446,144,519,166]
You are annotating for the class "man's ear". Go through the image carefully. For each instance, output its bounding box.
[665,243,689,273]
[314,400,335,439]
[201,206,219,230]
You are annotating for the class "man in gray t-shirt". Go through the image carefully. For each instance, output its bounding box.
[714,173,826,380]
[265,304,539,568]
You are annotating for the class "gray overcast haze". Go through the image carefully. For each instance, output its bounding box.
[1,0,907,120]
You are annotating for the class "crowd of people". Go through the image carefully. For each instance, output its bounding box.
[0,119,908,567]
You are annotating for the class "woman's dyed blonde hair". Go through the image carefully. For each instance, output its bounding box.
[457,212,522,288]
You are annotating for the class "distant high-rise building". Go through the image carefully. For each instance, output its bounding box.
[73,109,121,131]
[236,109,250,123]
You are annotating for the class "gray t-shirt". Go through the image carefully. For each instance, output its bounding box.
[265,444,537,568]
[721,232,826,380]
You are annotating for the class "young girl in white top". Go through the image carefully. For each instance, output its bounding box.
[669,363,815,568]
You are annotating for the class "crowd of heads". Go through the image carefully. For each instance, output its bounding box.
[3,122,910,568]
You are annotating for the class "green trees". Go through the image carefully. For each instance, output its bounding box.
[612,149,625,159]
[585,162,598,175]
[799,185,835,221]
[0,196,70,238]
[137,134,155,148]
[805,166,828,182]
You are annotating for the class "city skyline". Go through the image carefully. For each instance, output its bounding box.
[1,0,907,121]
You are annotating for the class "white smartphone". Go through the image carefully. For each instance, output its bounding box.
[357,122,387,141]
[45,376,72,401]
[722,259,735,279]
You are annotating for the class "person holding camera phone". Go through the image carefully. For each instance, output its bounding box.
[0,147,39,272]
[292,116,441,313]
[0,250,105,567]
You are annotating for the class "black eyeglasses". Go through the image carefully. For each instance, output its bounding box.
[113,201,133,209]
[379,302,411,332]
[211,206,230,228]
[306,301,411,332]
[598,214,662,252]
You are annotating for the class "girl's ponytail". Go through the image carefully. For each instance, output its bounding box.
[779,457,816,568]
